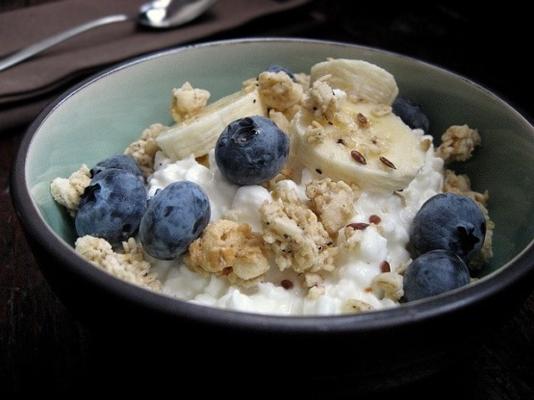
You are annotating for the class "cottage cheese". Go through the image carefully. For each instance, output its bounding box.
[148,144,443,315]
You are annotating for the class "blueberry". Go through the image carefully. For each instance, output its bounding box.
[139,181,210,260]
[91,154,143,178]
[265,64,296,81]
[403,250,470,302]
[410,193,486,262]
[215,116,289,186]
[392,96,430,132]
[76,168,147,245]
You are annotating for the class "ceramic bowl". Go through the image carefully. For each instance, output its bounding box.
[11,38,534,390]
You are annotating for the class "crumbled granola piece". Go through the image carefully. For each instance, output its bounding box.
[305,120,327,144]
[260,184,337,274]
[124,123,168,176]
[185,219,269,287]
[303,78,340,121]
[307,285,325,300]
[170,82,210,123]
[283,104,303,120]
[336,224,364,250]
[396,262,408,275]
[443,169,489,206]
[75,235,161,290]
[264,166,297,190]
[268,109,291,134]
[304,272,324,288]
[306,178,357,236]
[50,164,91,216]
[443,169,495,266]
[333,110,354,127]
[258,71,303,112]
[436,124,481,162]
[341,299,373,313]
[371,272,404,301]
[476,217,495,263]
[419,136,433,152]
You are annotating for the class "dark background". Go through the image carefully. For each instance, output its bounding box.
[1,1,533,396]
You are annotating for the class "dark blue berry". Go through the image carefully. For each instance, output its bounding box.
[392,96,430,132]
[76,168,147,245]
[139,181,210,260]
[215,116,289,186]
[410,193,486,262]
[91,154,143,179]
[403,250,470,302]
[265,64,296,81]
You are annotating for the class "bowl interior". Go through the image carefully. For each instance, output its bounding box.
[26,39,534,276]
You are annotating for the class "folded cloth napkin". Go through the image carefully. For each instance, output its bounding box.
[0,0,310,131]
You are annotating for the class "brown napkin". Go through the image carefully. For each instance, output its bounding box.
[0,0,310,131]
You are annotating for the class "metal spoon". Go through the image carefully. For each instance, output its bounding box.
[0,0,217,72]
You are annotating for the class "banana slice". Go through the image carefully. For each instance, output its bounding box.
[292,101,426,192]
[157,89,267,160]
[311,59,398,105]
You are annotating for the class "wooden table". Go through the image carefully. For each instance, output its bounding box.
[1,2,533,396]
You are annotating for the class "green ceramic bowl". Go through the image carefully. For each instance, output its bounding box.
[11,38,534,388]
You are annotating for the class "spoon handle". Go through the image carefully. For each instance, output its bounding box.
[0,14,129,73]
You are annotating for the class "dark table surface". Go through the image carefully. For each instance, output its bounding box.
[1,1,533,396]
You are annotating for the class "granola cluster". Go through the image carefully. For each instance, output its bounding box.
[260,183,337,274]
[268,109,291,134]
[257,71,304,112]
[443,169,489,207]
[304,120,327,144]
[341,299,373,313]
[306,178,357,236]
[185,219,270,287]
[436,124,481,162]
[303,77,341,121]
[75,235,161,290]
[371,272,404,301]
[50,164,91,216]
[124,123,168,176]
[170,81,210,123]
[336,224,365,251]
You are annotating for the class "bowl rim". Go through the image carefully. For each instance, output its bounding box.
[11,37,534,334]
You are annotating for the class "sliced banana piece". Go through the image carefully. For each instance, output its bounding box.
[292,101,426,192]
[157,89,267,160]
[311,59,398,105]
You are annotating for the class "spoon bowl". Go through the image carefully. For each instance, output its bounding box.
[139,0,217,29]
